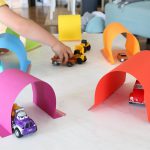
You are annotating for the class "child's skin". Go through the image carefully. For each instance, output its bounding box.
[0,5,73,63]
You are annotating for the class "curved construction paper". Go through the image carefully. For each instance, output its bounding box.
[91,50,150,122]
[25,38,41,52]
[6,28,41,51]
[0,69,64,138]
[103,22,140,64]
[0,33,31,72]
[6,28,19,38]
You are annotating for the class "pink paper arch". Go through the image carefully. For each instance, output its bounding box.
[0,69,64,138]
[91,50,150,122]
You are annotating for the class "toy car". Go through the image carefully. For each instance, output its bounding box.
[0,48,9,55]
[51,40,88,67]
[12,106,37,138]
[51,55,77,67]
[129,80,144,104]
[51,54,87,67]
[51,56,61,66]
[117,52,128,62]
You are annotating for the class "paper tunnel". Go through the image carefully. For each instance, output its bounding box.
[103,22,140,64]
[6,28,41,51]
[58,15,82,41]
[0,33,31,72]
[91,51,150,122]
[0,69,64,138]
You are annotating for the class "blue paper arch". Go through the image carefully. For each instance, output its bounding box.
[0,33,31,72]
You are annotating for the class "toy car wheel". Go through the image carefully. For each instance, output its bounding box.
[81,39,87,44]
[12,126,15,133]
[86,45,91,51]
[74,50,80,55]
[67,62,73,67]
[77,58,83,64]
[84,47,87,53]
[52,61,60,66]
[129,101,134,104]
[84,56,87,62]
[14,128,23,138]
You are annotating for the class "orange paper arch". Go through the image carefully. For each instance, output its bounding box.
[103,22,140,64]
[91,51,150,122]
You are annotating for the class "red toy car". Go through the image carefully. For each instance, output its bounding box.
[129,80,144,104]
[51,55,77,67]
[0,48,9,55]
[117,52,128,62]
[51,54,87,67]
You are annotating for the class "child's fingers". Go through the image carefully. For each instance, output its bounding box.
[67,49,73,58]
[62,52,69,64]
[59,54,64,63]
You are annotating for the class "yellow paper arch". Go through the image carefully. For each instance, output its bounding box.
[58,15,82,41]
[103,22,140,64]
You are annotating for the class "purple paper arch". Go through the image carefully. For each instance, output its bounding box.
[0,69,64,138]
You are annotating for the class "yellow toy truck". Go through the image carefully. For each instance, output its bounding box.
[81,39,91,53]
[74,44,87,64]
[51,39,90,66]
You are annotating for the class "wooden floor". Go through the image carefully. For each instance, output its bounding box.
[13,5,150,50]
[13,5,81,34]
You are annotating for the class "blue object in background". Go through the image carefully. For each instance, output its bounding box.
[85,16,105,33]
[0,33,31,72]
[105,1,150,38]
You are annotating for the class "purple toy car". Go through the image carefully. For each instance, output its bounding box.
[12,108,37,138]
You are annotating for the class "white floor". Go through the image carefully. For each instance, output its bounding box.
[0,33,150,150]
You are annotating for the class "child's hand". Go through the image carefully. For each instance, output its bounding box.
[52,41,73,64]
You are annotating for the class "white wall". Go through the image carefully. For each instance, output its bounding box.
[6,0,29,8]
[35,0,70,6]
[36,0,50,6]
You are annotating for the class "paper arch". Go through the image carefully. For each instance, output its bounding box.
[0,69,64,138]
[91,50,150,122]
[103,22,140,64]
[0,33,31,72]
[58,15,82,41]
[5,28,41,51]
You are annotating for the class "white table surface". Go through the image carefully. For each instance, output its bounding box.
[0,33,150,150]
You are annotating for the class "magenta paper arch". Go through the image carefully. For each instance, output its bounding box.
[91,51,150,122]
[0,69,64,138]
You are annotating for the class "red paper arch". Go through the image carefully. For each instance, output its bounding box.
[91,50,150,122]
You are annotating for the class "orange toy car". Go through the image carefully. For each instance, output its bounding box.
[51,54,87,67]
[51,40,90,67]
[51,55,77,67]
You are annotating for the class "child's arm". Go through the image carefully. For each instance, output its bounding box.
[0,5,73,63]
